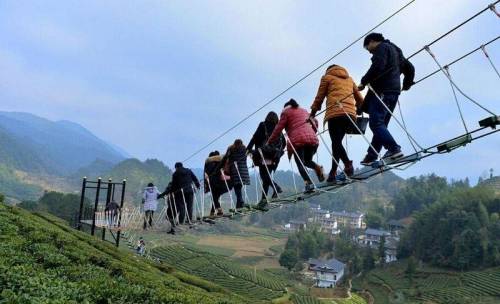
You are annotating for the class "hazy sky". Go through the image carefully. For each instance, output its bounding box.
[0,0,498,182]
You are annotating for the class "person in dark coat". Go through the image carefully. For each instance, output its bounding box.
[247,111,285,206]
[204,150,228,217]
[105,200,120,227]
[219,139,250,210]
[358,33,413,165]
[158,162,200,233]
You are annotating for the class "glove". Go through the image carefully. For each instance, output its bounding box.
[402,81,415,91]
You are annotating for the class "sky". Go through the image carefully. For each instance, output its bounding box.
[0,0,498,182]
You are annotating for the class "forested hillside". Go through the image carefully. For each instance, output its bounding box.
[399,186,500,270]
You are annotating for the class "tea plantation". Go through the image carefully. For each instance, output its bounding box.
[150,245,287,302]
[352,260,500,304]
[0,203,246,303]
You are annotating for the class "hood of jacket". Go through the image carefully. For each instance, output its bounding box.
[326,65,349,79]
[205,155,223,163]
[145,186,158,193]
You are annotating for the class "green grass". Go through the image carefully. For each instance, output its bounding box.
[0,203,245,303]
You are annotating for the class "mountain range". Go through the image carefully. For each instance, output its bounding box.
[0,112,127,201]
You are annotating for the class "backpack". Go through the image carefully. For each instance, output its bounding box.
[391,41,415,91]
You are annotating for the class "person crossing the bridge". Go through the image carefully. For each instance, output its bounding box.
[204,150,228,217]
[159,162,200,230]
[310,64,364,182]
[267,99,324,193]
[247,111,285,207]
[142,182,160,230]
[219,139,250,211]
[358,33,415,165]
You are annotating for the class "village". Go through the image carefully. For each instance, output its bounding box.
[283,204,407,289]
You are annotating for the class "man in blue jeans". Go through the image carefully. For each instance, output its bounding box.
[358,33,409,165]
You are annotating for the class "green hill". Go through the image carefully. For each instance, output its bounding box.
[0,202,245,303]
[75,158,173,203]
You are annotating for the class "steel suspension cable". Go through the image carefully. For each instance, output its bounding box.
[481,44,500,79]
[182,0,417,163]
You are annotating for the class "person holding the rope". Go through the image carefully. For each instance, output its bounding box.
[142,182,160,230]
[310,64,364,182]
[247,111,285,207]
[204,151,228,217]
[159,162,200,229]
[105,200,120,227]
[267,98,324,192]
[358,33,414,165]
[219,139,251,211]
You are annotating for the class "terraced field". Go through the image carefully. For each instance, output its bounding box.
[151,245,286,302]
[292,295,321,304]
[353,261,500,304]
[292,294,367,304]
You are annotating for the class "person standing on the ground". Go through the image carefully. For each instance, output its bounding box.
[142,182,160,229]
[137,237,146,255]
[358,33,414,165]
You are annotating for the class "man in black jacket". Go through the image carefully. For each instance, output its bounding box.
[159,162,200,233]
[358,33,413,165]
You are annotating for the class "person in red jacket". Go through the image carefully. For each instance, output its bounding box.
[267,99,324,192]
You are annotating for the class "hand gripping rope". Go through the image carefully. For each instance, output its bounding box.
[221,169,235,210]
[257,148,281,199]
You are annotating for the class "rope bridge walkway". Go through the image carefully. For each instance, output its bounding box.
[81,1,499,237]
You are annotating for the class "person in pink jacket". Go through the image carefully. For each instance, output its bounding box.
[267,99,325,192]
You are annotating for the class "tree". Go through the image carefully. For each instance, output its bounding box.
[0,193,4,204]
[406,256,417,283]
[18,200,37,211]
[279,249,298,270]
[378,236,386,266]
[365,211,385,229]
[363,248,375,272]
[398,186,498,270]
[300,234,319,259]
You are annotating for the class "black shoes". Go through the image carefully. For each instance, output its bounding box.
[382,149,404,160]
[360,154,377,166]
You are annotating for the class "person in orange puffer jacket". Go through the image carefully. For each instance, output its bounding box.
[310,64,364,182]
[268,99,324,192]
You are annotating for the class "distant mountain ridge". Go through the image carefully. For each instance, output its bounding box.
[0,111,127,176]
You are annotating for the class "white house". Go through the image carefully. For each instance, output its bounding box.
[329,211,365,229]
[308,258,345,288]
[358,228,391,247]
[384,237,399,263]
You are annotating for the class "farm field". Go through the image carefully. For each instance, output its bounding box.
[197,234,285,257]
[352,260,500,304]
